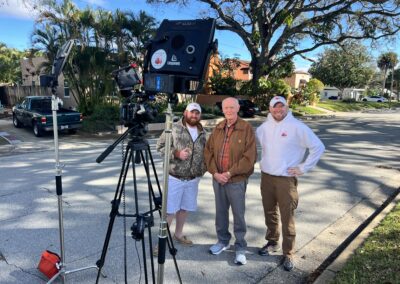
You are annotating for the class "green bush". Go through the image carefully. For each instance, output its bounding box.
[209,73,238,96]
[342,98,356,103]
[172,103,187,113]
[82,103,119,133]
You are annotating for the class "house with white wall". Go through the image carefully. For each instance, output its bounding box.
[342,88,366,101]
[320,86,340,100]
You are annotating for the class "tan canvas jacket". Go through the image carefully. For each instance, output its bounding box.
[204,118,257,183]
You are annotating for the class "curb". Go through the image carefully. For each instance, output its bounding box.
[312,188,400,283]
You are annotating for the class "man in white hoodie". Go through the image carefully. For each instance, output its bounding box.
[256,96,325,271]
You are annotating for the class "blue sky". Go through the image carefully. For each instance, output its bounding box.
[0,0,251,60]
[0,0,398,71]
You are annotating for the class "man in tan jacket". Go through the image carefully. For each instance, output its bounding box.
[204,97,257,265]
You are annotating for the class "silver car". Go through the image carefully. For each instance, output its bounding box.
[362,96,388,102]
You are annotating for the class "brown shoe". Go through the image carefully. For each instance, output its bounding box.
[173,235,193,246]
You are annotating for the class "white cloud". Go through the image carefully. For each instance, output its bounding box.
[85,0,106,6]
[0,0,40,20]
[75,0,106,7]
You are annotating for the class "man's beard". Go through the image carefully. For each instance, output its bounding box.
[185,117,199,126]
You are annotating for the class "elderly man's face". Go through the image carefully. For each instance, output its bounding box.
[222,98,240,122]
[184,109,201,126]
[269,103,288,121]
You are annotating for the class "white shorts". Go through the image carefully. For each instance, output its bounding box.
[167,175,200,214]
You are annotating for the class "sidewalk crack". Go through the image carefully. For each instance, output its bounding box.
[1,252,45,282]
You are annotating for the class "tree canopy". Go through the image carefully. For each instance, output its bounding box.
[32,0,157,114]
[0,43,24,84]
[147,0,400,95]
[309,41,374,91]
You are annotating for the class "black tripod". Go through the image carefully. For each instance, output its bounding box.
[95,126,182,284]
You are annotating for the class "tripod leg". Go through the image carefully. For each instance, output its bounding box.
[143,148,182,284]
[95,147,133,284]
[143,149,156,283]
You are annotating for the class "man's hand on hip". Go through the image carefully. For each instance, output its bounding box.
[287,167,303,176]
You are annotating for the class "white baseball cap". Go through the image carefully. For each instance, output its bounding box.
[186,102,202,113]
[269,96,287,107]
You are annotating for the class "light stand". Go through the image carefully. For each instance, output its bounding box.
[157,97,173,284]
[45,40,100,284]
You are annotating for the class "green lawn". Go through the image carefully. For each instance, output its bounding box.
[291,105,326,116]
[332,202,400,284]
[318,101,400,112]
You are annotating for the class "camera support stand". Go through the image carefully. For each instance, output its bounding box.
[95,128,181,284]
[46,39,100,284]
[157,98,174,284]
[47,93,100,284]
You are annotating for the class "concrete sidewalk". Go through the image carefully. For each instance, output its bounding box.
[0,111,399,283]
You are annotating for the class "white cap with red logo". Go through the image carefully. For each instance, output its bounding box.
[269,96,287,107]
[186,102,202,113]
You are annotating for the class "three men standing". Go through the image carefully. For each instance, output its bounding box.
[204,97,257,265]
[157,96,324,271]
[256,96,325,271]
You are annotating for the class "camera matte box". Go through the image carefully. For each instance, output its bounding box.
[147,19,216,78]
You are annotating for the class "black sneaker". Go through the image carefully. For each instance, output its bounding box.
[258,241,280,256]
[283,256,294,271]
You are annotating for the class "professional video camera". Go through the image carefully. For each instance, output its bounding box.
[112,64,158,134]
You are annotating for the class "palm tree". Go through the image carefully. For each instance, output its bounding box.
[393,68,400,101]
[377,52,398,99]
[123,11,157,67]
[388,54,398,105]
[31,24,60,72]
[31,1,157,115]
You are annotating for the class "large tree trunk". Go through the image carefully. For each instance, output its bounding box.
[250,57,261,98]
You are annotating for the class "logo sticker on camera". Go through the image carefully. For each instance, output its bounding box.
[151,49,167,69]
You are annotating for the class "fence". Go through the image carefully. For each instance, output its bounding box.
[0,86,52,106]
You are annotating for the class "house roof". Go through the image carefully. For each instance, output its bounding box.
[293,70,310,75]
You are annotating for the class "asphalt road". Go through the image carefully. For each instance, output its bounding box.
[0,109,399,284]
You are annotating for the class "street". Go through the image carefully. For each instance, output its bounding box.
[0,109,399,284]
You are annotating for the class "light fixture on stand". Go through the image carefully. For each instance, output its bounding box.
[41,39,101,284]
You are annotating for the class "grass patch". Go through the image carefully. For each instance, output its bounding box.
[292,105,326,116]
[332,202,400,284]
[318,101,400,112]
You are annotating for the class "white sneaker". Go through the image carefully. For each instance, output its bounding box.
[234,251,247,265]
[209,243,230,255]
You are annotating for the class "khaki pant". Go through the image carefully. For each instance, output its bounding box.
[260,172,298,257]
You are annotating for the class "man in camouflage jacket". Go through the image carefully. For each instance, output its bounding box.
[157,102,206,246]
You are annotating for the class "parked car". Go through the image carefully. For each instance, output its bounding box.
[215,99,260,117]
[12,96,82,137]
[362,96,388,102]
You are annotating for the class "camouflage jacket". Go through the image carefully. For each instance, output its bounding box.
[156,117,207,178]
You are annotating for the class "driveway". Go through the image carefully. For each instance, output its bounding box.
[0,110,399,283]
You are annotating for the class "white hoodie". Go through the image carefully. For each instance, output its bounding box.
[256,111,325,176]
